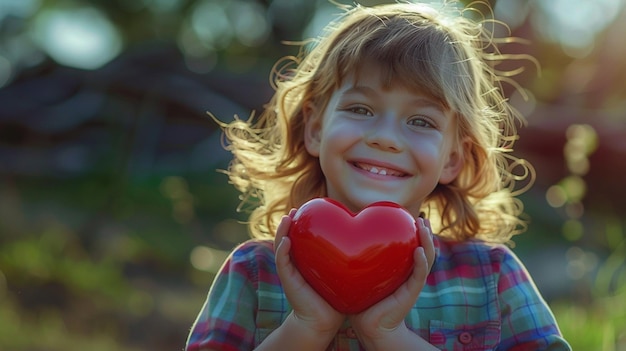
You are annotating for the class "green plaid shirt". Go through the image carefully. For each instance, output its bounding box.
[186,237,571,350]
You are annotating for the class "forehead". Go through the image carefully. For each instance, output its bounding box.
[341,61,448,109]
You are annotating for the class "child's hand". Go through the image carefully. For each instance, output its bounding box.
[274,209,345,337]
[348,217,436,349]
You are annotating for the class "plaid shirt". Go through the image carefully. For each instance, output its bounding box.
[186,237,571,350]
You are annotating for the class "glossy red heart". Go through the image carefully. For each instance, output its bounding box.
[288,197,420,314]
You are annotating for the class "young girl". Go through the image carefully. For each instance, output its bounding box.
[186,2,571,350]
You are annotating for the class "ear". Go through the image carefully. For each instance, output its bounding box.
[439,138,469,185]
[303,102,322,157]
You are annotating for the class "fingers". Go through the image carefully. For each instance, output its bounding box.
[402,217,435,298]
[351,245,428,334]
[275,236,292,274]
[274,209,296,250]
[288,208,297,218]
[392,246,428,304]
[275,213,294,270]
[418,217,436,269]
[273,207,346,332]
[274,224,303,298]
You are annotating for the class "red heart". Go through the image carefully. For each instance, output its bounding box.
[288,197,420,314]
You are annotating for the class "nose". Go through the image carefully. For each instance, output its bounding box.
[365,117,403,152]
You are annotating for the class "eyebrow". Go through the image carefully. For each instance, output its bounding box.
[341,85,446,112]
[340,86,377,100]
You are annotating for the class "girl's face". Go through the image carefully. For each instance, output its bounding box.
[304,64,464,218]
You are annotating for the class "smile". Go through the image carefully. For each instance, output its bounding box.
[353,162,407,177]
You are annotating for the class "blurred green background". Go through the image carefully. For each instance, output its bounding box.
[0,0,625,350]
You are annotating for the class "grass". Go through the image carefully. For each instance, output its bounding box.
[0,174,623,350]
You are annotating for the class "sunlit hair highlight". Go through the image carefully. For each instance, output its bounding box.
[217,1,536,244]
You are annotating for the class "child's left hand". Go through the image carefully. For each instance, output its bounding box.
[348,217,436,349]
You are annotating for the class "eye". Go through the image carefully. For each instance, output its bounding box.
[407,115,436,129]
[346,106,373,116]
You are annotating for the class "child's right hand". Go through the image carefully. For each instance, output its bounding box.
[274,209,345,337]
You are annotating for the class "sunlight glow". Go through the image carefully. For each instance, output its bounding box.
[531,0,624,58]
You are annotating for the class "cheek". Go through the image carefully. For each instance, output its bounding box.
[318,127,359,174]
[321,123,361,150]
[407,135,447,162]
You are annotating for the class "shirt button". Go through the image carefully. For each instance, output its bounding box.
[458,331,473,344]
[346,327,357,339]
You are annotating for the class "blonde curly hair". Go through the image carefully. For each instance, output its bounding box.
[216,1,535,244]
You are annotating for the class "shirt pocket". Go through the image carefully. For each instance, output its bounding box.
[429,320,500,351]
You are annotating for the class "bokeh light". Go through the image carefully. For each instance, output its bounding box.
[565,246,599,280]
[546,185,567,208]
[160,176,196,224]
[190,1,232,50]
[0,0,41,20]
[531,0,624,58]
[494,0,530,29]
[30,6,122,70]
[190,245,229,273]
[562,219,584,242]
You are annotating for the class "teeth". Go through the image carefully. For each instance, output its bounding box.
[353,162,405,176]
[361,164,397,176]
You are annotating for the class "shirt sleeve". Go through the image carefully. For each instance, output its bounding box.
[495,246,572,350]
[185,241,272,351]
